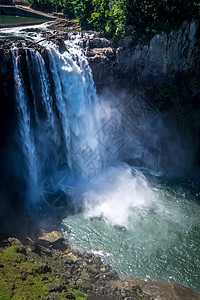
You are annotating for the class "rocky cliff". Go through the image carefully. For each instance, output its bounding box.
[84,19,200,91]
[84,19,200,169]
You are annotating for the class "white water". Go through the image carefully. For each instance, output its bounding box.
[46,42,99,179]
[62,164,200,290]
[11,48,38,197]
[81,163,156,228]
[7,24,100,203]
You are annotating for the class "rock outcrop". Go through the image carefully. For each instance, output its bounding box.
[84,19,200,167]
[84,19,200,90]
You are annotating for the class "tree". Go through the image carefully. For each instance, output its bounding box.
[72,0,93,28]
[63,0,75,19]
[27,0,200,41]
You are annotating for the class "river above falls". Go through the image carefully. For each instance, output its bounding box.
[0,15,47,27]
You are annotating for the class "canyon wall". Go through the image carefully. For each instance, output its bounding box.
[85,19,200,92]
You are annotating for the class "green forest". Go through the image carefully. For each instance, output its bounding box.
[28,0,200,41]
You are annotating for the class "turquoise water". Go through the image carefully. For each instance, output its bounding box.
[0,15,45,25]
[62,164,200,291]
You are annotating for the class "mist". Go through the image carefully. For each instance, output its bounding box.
[0,25,199,237]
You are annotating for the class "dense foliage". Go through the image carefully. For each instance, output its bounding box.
[126,0,200,43]
[28,0,200,41]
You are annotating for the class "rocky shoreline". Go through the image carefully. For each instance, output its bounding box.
[0,230,199,300]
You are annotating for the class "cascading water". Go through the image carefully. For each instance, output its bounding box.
[45,42,99,178]
[0,23,199,291]
[8,28,100,207]
[12,47,38,199]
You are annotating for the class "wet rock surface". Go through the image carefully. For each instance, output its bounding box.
[37,231,64,247]
[0,230,199,300]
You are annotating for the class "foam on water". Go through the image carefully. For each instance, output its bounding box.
[81,163,156,229]
[62,167,200,290]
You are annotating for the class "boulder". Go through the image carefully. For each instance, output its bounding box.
[37,231,64,248]
[8,237,23,247]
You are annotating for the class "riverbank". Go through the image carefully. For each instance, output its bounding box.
[0,230,199,300]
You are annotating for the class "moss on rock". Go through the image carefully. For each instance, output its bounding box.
[0,244,86,300]
[0,231,199,300]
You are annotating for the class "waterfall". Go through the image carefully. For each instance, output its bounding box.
[45,44,99,177]
[9,26,196,212]
[29,50,55,131]
[11,36,100,209]
[12,48,38,198]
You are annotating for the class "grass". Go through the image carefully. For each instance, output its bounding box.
[0,246,86,300]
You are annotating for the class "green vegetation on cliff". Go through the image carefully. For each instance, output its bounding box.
[1,233,200,300]
[28,0,200,41]
[0,233,154,300]
[0,245,86,299]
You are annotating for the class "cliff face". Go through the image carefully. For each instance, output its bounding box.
[84,19,200,169]
[85,19,200,90]
[117,19,199,84]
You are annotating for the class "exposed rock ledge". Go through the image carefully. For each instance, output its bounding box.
[84,19,200,90]
[0,231,199,300]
